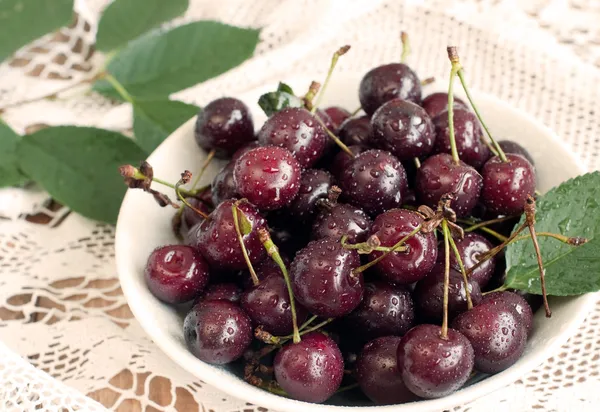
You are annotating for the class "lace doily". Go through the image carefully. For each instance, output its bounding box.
[1,1,600,411]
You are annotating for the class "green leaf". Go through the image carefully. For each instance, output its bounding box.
[96,0,188,52]
[0,0,74,62]
[505,172,600,295]
[94,21,260,99]
[234,205,252,236]
[133,98,199,153]
[0,122,28,186]
[17,126,147,224]
[258,82,303,116]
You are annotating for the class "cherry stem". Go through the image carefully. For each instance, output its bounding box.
[353,224,422,274]
[264,318,334,346]
[476,226,508,242]
[175,180,209,219]
[299,315,318,331]
[191,149,216,190]
[512,232,587,246]
[482,285,508,296]
[462,216,516,232]
[303,81,321,111]
[311,45,351,114]
[446,222,473,310]
[420,76,435,86]
[400,31,410,63]
[122,165,201,197]
[447,58,461,165]
[350,106,362,117]
[232,203,260,286]
[341,235,407,254]
[258,228,301,343]
[314,114,355,157]
[447,46,508,162]
[441,220,451,339]
[414,157,421,169]
[336,383,359,394]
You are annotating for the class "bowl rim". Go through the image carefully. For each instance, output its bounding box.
[115,78,595,412]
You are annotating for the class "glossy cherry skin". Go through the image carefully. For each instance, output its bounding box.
[371,99,435,161]
[290,237,363,317]
[233,146,301,211]
[397,324,475,398]
[198,282,241,303]
[339,116,372,146]
[339,149,408,216]
[311,202,372,244]
[356,336,416,405]
[194,97,255,158]
[241,273,308,336]
[211,162,238,206]
[421,93,468,118]
[482,291,533,335]
[498,140,534,166]
[359,63,422,115]
[450,232,496,289]
[287,169,333,221]
[346,281,415,340]
[324,106,351,131]
[481,153,536,216]
[274,332,344,403]
[432,109,490,170]
[452,300,527,374]
[368,209,437,285]
[413,263,483,323]
[188,199,267,271]
[183,300,253,364]
[415,153,483,217]
[257,107,329,168]
[330,145,367,180]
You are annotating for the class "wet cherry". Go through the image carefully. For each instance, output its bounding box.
[338,116,372,146]
[482,291,534,335]
[359,63,422,115]
[498,140,534,166]
[450,232,496,289]
[421,92,468,118]
[324,106,351,131]
[287,169,333,221]
[198,282,242,304]
[330,145,367,180]
[312,202,372,244]
[211,162,238,206]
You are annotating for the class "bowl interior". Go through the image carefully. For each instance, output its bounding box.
[116,73,594,412]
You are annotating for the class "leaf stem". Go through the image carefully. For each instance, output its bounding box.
[311,45,350,113]
[191,149,216,190]
[446,221,473,309]
[104,73,134,104]
[441,220,451,339]
[400,31,410,63]
[232,203,259,286]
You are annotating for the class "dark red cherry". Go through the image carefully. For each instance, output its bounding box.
[498,140,534,166]
[274,332,344,403]
[481,154,536,216]
[371,99,435,161]
[338,116,372,146]
[198,282,241,303]
[359,63,421,115]
[290,237,363,317]
[339,149,408,216]
[233,146,301,211]
[231,141,261,162]
[211,162,238,206]
[415,153,483,217]
[257,107,329,168]
[188,199,267,271]
[183,300,253,364]
[330,145,367,180]
[452,300,527,374]
[266,211,311,256]
[397,324,474,398]
[287,169,333,221]
[421,92,468,118]
[450,232,496,289]
[145,245,210,304]
[368,209,437,285]
[324,106,351,131]
[432,109,490,170]
[194,97,255,158]
[312,202,372,244]
[346,281,415,339]
[482,291,533,335]
[356,336,416,405]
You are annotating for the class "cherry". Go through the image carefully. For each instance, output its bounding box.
[338,116,372,146]
[432,109,490,170]
[290,237,364,317]
[274,331,344,403]
[397,324,474,398]
[371,99,435,162]
[481,154,536,216]
[287,169,333,221]
[452,300,527,374]
[324,106,351,131]
[211,162,238,206]
[330,145,367,180]
[233,146,301,211]
[367,209,437,285]
[181,197,212,232]
[355,336,416,405]
[198,282,241,303]
[257,107,329,168]
[266,211,311,256]
[183,300,253,364]
[188,199,267,271]
[241,273,308,336]
[339,149,408,216]
[413,263,482,323]
[345,281,415,339]
[450,232,496,289]
[194,97,255,158]
[359,63,421,115]
[498,140,534,166]
[415,153,482,218]
[482,291,533,335]
[231,141,261,162]
[145,245,210,304]
[312,202,372,244]
[421,92,468,118]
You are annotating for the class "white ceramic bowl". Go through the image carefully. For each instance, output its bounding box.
[116,73,596,411]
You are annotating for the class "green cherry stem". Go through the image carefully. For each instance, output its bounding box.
[400,31,410,63]
[191,149,216,190]
[298,315,318,332]
[311,45,351,114]
[232,204,260,286]
[350,106,363,117]
[120,165,202,197]
[524,196,551,318]
[176,180,209,219]
[447,55,461,165]
[445,221,473,310]
[314,114,355,157]
[461,216,516,232]
[441,220,451,339]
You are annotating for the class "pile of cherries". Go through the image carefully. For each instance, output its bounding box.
[140,43,541,405]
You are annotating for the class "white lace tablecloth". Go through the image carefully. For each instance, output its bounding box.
[1,0,600,411]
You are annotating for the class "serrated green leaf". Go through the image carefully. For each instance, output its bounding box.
[0,0,74,62]
[505,172,600,295]
[94,21,260,99]
[17,126,147,224]
[96,0,188,52]
[258,82,303,116]
[0,122,28,186]
[133,98,199,153]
